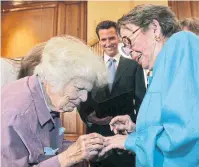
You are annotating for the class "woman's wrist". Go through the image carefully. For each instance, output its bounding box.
[57,147,81,167]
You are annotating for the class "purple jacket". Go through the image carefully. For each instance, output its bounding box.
[1,75,72,167]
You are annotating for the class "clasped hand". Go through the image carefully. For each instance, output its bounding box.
[61,115,136,165]
[59,133,106,166]
[109,115,136,135]
[60,132,126,165]
[98,115,136,157]
[86,115,136,160]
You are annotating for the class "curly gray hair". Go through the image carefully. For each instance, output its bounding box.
[34,35,107,91]
[118,4,180,37]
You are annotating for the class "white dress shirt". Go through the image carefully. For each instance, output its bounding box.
[143,69,148,88]
[104,52,121,70]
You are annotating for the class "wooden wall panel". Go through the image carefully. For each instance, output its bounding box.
[62,109,85,141]
[79,2,87,41]
[60,1,87,141]
[190,1,199,17]
[2,3,58,58]
[169,1,199,19]
[65,2,81,38]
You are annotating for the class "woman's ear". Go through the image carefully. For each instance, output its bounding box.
[151,19,162,39]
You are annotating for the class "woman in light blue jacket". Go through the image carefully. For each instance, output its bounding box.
[100,4,199,167]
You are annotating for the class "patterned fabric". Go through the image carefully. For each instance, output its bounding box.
[1,75,72,167]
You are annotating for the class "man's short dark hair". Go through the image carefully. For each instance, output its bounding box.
[95,20,118,39]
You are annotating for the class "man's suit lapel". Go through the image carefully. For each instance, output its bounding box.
[94,56,128,96]
[111,56,128,92]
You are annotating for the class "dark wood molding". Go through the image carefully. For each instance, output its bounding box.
[2,2,57,12]
[1,1,83,12]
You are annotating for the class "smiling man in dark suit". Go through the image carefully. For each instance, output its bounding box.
[79,20,146,167]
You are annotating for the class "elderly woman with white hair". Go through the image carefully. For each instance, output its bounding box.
[1,36,107,167]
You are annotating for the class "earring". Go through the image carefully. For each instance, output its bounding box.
[155,36,161,42]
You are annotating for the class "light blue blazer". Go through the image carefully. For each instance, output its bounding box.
[125,31,199,167]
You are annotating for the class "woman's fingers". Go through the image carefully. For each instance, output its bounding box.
[87,143,104,152]
[89,150,99,157]
[109,115,127,125]
[110,116,136,134]
[84,137,104,145]
[98,135,127,157]
[98,145,113,157]
[87,133,104,140]
[111,123,130,134]
[75,133,106,160]
[110,115,132,127]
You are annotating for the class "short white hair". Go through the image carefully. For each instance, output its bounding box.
[34,35,107,91]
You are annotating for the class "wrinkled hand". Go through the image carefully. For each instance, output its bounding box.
[58,133,104,167]
[87,111,112,125]
[98,135,127,158]
[109,115,136,135]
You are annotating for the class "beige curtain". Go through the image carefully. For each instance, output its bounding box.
[168,1,199,19]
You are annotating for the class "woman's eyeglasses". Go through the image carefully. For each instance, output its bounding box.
[121,27,141,56]
[122,27,141,48]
